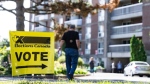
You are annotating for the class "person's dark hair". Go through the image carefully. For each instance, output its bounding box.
[70,25,75,29]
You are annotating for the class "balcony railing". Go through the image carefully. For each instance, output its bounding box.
[39,15,48,21]
[111,3,142,17]
[109,44,130,52]
[64,19,82,26]
[34,26,49,32]
[112,23,142,35]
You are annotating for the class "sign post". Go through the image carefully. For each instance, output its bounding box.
[9,31,54,76]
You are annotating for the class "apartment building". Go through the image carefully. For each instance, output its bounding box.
[29,0,83,48]
[81,0,107,69]
[30,0,150,72]
[106,0,150,71]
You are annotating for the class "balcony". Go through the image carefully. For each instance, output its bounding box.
[34,26,49,32]
[111,23,142,39]
[107,44,130,58]
[64,19,82,28]
[38,15,48,21]
[111,3,142,20]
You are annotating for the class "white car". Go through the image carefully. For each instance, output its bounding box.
[124,61,150,77]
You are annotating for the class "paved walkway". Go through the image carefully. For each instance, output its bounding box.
[75,73,150,83]
[0,73,150,83]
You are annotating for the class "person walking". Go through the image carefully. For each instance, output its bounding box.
[111,61,115,73]
[117,61,122,73]
[89,57,95,73]
[58,25,80,80]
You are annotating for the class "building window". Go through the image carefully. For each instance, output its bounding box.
[122,40,130,44]
[97,42,104,54]
[85,26,91,39]
[51,14,54,17]
[122,21,131,25]
[98,10,104,21]
[98,25,104,32]
[98,25,104,37]
[50,21,54,28]
[98,42,104,48]
[79,33,82,40]
[66,16,70,21]
[59,17,63,24]
[99,0,105,4]
[85,42,91,54]
[86,14,91,24]
[85,43,91,49]
[78,15,82,19]
[35,23,39,27]
[88,0,92,4]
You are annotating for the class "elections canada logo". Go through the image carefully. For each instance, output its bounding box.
[12,35,51,48]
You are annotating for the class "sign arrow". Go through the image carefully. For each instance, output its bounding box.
[16,64,47,69]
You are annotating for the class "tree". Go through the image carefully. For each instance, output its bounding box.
[0,0,120,41]
[0,38,10,48]
[130,35,147,62]
[139,40,147,61]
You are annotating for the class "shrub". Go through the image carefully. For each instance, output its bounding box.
[96,66,105,70]
[74,68,88,75]
[4,66,12,75]
[0,66,4,71]
[83,64,89,68]
[58,56,65,63]
[54,61,88,75]
[54,49,65,61]
[78,57,84,66]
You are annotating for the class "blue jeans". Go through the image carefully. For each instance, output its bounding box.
[65,48,79,79]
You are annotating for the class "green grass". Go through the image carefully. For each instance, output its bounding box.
[0,80,149,84]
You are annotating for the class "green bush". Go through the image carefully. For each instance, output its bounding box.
[75,68,88,75]
[83,64,89,68]
[54,61,66,75]
[78,57,84,66]
[96,66,105,70]
[58,56,65,63]
[54,49,65,61]
[0,66,4,71]
[54,61,88,75]
[4,66,12,75]
[58,56,84,66]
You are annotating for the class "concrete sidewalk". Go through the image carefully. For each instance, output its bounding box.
[0,73,150,83]
[74,73,150,83]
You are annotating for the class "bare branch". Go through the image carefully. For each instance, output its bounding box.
[0,8,15,11]
[24,19,54,30]
[0,0,14,1]
[0,5,16,15]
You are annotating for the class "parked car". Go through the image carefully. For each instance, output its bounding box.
[124,61,150,77]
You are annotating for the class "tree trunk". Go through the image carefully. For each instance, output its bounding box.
[16,0,24,31]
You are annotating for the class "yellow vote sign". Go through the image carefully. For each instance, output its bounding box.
[9,31,54,76]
